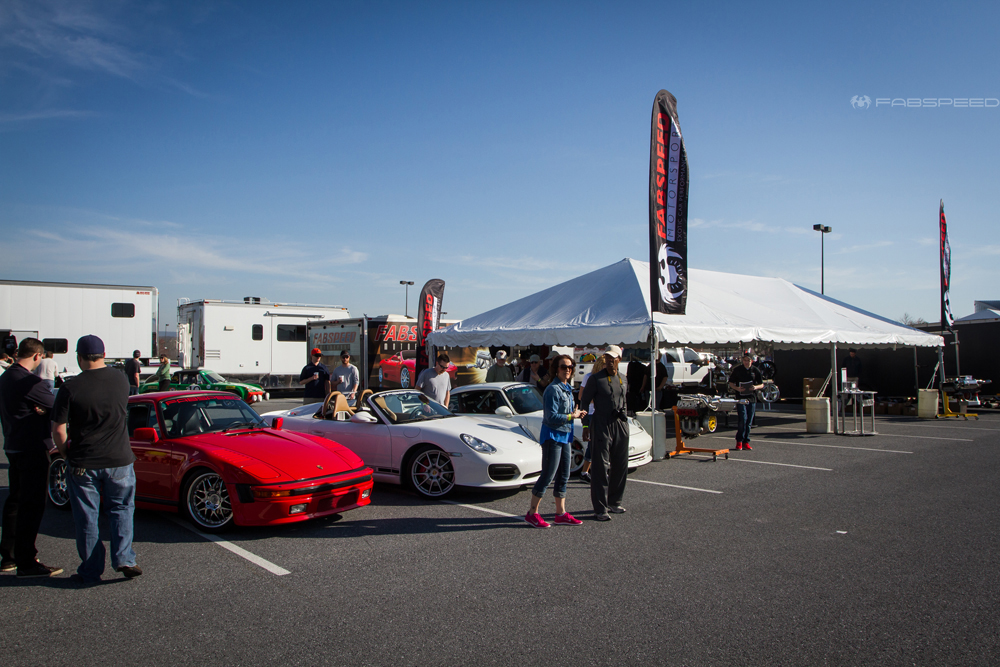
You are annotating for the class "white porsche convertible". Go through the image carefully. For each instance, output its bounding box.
[261,389,543,499]
[449,382,653,474]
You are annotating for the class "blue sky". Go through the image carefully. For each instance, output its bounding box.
[2,1,998,329]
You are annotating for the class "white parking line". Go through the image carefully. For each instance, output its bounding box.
[740,439,913,454]
[729,459,833,471]
[169,516,291,576]
[629,479,723,494]
[440,500,517,518]
[877,433,973,442]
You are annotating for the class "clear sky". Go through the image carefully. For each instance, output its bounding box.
[2,1,997,329]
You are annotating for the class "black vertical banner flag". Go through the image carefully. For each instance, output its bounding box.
[414,279,445,379]
[939,200,954,330]
[649,89,689,315]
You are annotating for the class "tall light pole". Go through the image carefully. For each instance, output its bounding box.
[400,280,414,317]
[813,224,832,294]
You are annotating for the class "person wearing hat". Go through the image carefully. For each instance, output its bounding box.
[485,349,515,383]
[516,354,546,388]
[727,353,764,450]
[0,337,63,578]
[579,345,630,521]
[299,348,331,405]
[331,350,360,405]
[151,354,172,391]
[52,335,141,582]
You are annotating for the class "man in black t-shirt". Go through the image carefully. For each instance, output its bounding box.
[52,335,141,583]
[299,348,331,405]
[123,350,142,396]
[727,354,764,451]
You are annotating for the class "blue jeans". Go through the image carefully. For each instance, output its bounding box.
[532,438,571,499]
[67,464,137,580]
[736,402,756,443]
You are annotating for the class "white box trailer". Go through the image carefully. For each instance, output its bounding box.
[177,298,349,391]
[0,280,158,375]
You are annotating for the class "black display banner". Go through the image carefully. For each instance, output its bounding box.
[939,200,954,330]
[414,279,445,379]
[649,89,689,315]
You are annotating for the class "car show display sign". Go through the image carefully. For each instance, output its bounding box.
[414,279,446,378]
[939,200,954,330]
[649,89,689,315]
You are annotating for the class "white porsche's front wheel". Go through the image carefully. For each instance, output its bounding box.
[407,446,455,499]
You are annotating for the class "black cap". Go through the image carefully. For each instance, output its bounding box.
[77,335,105,355]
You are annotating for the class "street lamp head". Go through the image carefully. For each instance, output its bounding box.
[813,224,832,233]
[400,280,414,286]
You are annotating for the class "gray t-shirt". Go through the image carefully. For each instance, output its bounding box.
[416,368,451,404]
[331,364,360,396]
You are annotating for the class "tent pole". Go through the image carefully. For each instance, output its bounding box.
[953,330,961,376]
[913,346,919,395]
[649,324,658,459]
[830,342,839,434]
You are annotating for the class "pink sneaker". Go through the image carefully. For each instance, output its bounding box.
[552,512,583,526]
[524,512,551,528]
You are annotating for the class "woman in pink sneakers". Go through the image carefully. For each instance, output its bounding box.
[525,355,587,528]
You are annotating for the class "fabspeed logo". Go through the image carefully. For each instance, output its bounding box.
[657,245,685,302]
[851,95,871,109]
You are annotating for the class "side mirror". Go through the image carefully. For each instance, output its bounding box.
[494,406,514,417]
[271,417,283,430]
[133,427,159,444]
[350,411,378,424]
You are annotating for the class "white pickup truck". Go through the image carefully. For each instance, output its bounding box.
[572,346,713,387]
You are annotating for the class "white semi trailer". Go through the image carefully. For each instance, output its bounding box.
[176,298,349,391]
[0,280,158,375]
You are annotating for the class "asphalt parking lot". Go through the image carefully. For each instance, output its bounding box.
[3,399,1000,666]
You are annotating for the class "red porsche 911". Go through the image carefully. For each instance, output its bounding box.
[47,391,373,531]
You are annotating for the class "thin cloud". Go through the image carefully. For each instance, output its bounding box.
[2,1,146,80]
[835,240,893,254]
[0,109,93,123]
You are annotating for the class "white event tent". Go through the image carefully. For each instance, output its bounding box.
[428,258,944,350]
[429,258,942,439]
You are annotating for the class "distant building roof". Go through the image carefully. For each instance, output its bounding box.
[956,308,1000,324]
[974,300,1000,312]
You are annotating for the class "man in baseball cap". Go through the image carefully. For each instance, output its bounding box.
[579,344,630,520]
[52,335,141,582]
[299,348,330,405]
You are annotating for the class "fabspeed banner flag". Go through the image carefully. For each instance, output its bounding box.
[940,200,954,330]
[414,279,445,379]
[649,89,689,315]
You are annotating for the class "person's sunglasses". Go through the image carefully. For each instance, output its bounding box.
[558,364,574,370]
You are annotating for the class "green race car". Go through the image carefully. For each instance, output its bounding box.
[140,369,268,404]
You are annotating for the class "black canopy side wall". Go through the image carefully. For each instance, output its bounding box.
[774,347,941,398]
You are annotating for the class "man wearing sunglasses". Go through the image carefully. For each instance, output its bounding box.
[415,352,452,407]
[579,345,630,521]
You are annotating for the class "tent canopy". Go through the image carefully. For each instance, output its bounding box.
[427,258,944,350]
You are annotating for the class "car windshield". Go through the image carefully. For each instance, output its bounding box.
[369,390,453,425]
[159,395,266,437]
[503,384,544,414]
[203,371,227,383]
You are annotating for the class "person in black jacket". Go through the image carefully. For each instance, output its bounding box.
[0,338,63,578]
[579,345,630,521]
[727,354,764,451]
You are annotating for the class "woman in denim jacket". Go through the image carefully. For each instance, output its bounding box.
[525,354,587,528]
